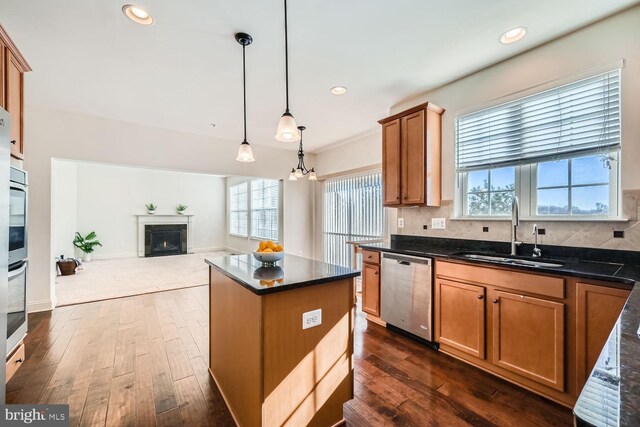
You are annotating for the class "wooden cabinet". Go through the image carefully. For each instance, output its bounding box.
[435,259,632,408]
[492,290,565,391]
[0,24,31,160]
[362,263,380,316]
[435,279,485,359]
[576,282,630,389]
[6,342,25,383]
[379,102,443,207]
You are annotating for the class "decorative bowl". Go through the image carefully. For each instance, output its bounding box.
[252,251,284,266]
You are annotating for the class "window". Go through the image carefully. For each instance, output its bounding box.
[323,170,384,267]
[229,182,248,236]
[456,70,621,218]
[250,179,279,240]
[228,179,280,241]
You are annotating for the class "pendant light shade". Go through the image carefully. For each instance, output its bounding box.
[235,32,255,163]
[275,0,301,142]
[236,141,254,162]
[308,168,317,181]
[288,168,298,181]
[276,112,300,142]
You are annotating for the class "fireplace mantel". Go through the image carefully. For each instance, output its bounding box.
[136,214,194,257]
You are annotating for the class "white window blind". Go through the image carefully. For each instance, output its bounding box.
[250,179,279,241]
[456,70,621,171]
[323,170,383,268]
[229,182,248,236]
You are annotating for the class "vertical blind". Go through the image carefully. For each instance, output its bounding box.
[229,182,248,236]
[323,170,383,268]
[250,179,279,241]
[455,69,621,171]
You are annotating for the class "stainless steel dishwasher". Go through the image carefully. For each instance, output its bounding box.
[380,252,433,341]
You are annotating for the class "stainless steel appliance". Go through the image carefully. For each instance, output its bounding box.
[380,253,433,341]
[7,261,26,354]
[0,108,11,396]
[9,166,27,266]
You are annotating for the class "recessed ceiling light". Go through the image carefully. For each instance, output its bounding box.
[330,86,348,95]
[122,4,153,25]
[500,27,527,44]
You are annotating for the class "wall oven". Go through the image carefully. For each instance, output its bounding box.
[7,261,27,352]
[9,166,27,266]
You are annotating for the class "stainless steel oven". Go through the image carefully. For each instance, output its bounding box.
[9,166,27,266]
[7,260,27,353]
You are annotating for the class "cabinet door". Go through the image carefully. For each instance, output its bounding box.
[0,43,5,109]
[382,119,401,206]
[435,279,485,359]
[401,109,426,205]
[362,263,380,316]
[576,283,630,389]
[492,290,565,391]
[6,50,23,159]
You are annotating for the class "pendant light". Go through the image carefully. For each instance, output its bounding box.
[288,126,317,181]
[275,0,301,143]
[235,32,255,162]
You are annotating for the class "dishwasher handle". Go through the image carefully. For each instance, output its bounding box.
[382,252,432,266]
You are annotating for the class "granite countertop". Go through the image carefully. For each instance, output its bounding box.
[205,254,360,295]
[360,235,640,426]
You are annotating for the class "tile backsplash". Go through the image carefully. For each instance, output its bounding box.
[397,190,640,251]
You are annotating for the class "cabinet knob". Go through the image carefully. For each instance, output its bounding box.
[10,140,16,145]
[492,299,499,304]
[477,295,483,300]
[374,271,378,275]
[403,196,408,199]
[396,196,400,200]
[16,358,23,363]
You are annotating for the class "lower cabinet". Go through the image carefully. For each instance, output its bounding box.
[362,262,380,316]
[435,279,485,359]
[492,290,565,391]
[576,282,630,389]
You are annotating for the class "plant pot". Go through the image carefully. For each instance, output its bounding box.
[83,253,92,262]
[57,260,77,276]
[177,211,185,215]
[147,210,155,215]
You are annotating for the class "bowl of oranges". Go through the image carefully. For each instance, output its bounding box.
[253,240,284,265]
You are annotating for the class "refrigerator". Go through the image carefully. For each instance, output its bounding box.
[0,108,10,399]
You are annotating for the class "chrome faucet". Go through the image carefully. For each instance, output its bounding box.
[532,224,542,258]
[511,196,522,255]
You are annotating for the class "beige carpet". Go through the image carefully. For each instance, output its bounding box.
[55,250,234,306]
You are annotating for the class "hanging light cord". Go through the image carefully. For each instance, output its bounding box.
[242,41,247,142]
[284,0,290,112]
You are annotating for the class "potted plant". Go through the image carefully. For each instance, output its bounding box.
[146,203,157,215]
[73,231,103,262]
[177,204,188,215]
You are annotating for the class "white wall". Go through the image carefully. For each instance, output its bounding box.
[51,160,227,260]
[314,130,382,177]
[24,107,314,312]
[51,160,77,259]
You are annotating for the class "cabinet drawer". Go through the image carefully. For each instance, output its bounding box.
[6,343,25,383]
[362,250,380,265]
[436,261,565,299]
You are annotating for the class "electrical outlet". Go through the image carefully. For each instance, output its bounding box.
[298,250,303,256]
[302,309,322,330]
[431,218,446,229]
[482,227,489,232]
[614,230,624,238]
[398,218,405,228]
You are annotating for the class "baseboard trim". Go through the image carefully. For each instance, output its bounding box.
[28,299,55,313]
[192,246,228,253]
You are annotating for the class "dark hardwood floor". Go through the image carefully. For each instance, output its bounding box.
[7,285,572,426]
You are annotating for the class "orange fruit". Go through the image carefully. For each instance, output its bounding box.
[266,240,276,250]
[258,241,268,251]
[263,248,274,253]
[274,244,284,252]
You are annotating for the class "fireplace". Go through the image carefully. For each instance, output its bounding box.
[145,224,188,257]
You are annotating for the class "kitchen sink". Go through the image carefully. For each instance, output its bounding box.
[453,253,564,268]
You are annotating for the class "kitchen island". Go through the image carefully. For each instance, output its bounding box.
[205,254,359,427]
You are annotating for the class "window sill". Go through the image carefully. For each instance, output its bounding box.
[450,217,630,223]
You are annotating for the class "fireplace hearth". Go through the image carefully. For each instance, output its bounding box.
[145,224,188,257]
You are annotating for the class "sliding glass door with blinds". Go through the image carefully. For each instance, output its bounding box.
[323,170,384,267]
[455,69,621,218]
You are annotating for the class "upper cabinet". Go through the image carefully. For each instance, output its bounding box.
[0,24,31,160]
[379,102,443,207]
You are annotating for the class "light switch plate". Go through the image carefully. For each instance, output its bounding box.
[397,218,405,228]
[432,218,446,229]
[302,309,322,330]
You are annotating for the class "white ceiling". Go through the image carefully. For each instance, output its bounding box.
[1,0,638,152]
